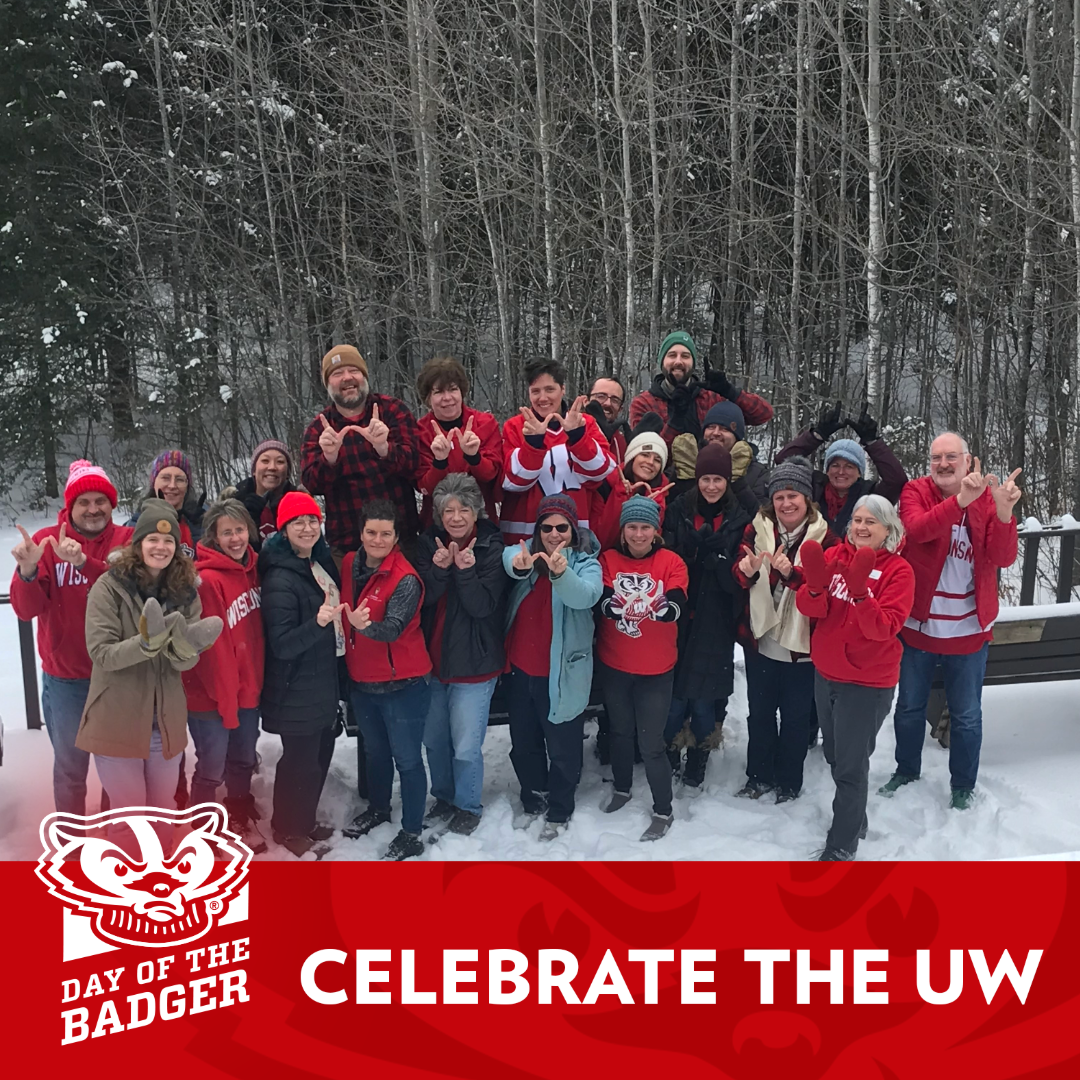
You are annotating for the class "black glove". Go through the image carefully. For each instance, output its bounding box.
[699,527,728,554]
[846,402,879,444]
[583,399,607,425]
[668,383,695,432]
[633,411,666,437]
[705,368,738,400]
[812,401,845,442]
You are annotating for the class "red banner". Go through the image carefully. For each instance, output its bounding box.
[4,859,1080,1078]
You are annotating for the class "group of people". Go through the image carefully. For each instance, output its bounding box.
[11,330,1023,860]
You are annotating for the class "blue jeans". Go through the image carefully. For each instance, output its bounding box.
[93,724,181,855]
[893,640,989,791]
[352,679,432,835]
[423,677,497,817]
[663,697,720,746]
[41,674,92,815]
[187,708,261,805]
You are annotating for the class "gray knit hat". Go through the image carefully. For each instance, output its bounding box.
[620,495,661,530]
[824,438,866,475]
[767,456,815,501]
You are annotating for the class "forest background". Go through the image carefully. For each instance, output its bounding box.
[1,0,1077,522]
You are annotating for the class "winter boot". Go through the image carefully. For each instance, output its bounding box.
[735,779,774,800]
[774,788,800,805]
[425,798,455,826]
[343,807,391,839]
[602,791,632,814]
[222,796,267,854]
[382,829,424,861]
[640,813,673,842]
[683,747,710,788]
[448,809,482,836]
[878,772,919,797]
[271,830,328,859]
[538,819,567,842]
[666,744,682,777]
[814,844,855,861]
[949,787,976,810]
[308,824,335,842]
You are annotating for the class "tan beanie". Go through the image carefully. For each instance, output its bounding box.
[321,344,368,386]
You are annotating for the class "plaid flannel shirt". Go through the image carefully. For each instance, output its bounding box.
[300,395,421,551]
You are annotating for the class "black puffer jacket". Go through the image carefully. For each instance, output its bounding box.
[232,475,300,547]
[662,487,751,701]
[414,518,508,681]
[257,529,340,735]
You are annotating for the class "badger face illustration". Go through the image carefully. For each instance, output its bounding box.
[609,571,669,638]
[36,805,251,948]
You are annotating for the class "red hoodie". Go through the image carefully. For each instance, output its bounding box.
[181,542,264,728]
[9,513,133,680]
[796,540,916,688]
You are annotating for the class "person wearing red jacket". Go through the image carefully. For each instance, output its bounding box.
[597,497,688,841]
[500,357,616,544]
[340,499,433,861]
[880,434,1022,809]
[414,355,503,526]
[182,499,266,852]
[9,460,131,814]
[627,330,774,448]
[796,495,916,860]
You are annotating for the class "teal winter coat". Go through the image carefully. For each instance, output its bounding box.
[503,532,603,724]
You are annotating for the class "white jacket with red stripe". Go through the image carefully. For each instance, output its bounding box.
[500,412,615,544]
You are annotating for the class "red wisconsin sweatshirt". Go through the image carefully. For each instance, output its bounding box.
[597,547,689,675]
[182,542,264,727]
[795,540,916,688]
[9,514,133,680]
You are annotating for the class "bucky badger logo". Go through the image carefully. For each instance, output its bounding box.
[36,804,252,949]
[609,572,669,638]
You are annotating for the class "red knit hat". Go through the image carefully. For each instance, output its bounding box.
[64,460,118,511]
[276,491,322,530]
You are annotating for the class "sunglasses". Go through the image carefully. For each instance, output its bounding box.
[539,522,571,534]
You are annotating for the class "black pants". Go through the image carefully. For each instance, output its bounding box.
[815,673,895,855]
[506,666,584,823]
[745,650,815,793]
[272,725,336,837]
[598,662,674,815]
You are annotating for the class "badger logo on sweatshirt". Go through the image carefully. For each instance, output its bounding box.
[610,572,669,638]
[37,805,252,950]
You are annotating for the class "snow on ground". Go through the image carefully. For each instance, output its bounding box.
[2,517,1079,862]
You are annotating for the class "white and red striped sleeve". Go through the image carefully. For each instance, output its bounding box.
[566,416,616,487]
[501,414,546,493]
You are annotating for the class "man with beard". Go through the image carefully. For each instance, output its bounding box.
[301,344,421,560]
[584,376,632,461]
[10,460,132,814]
[628,331,774,447]
[880,433,1021,810]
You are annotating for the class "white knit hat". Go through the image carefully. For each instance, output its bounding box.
[623,432,669,472]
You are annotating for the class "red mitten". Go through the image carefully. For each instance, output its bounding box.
[842,545,877,599]
[800,540,829,593]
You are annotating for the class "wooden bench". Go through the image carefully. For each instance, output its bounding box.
[926,603,1080,745]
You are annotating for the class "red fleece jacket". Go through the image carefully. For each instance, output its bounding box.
[796,541,916,688]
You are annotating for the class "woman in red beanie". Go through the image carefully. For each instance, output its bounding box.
[796,494,915,861]
[257,491,342,857]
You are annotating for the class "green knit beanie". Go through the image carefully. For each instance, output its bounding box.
[656,330,698,370]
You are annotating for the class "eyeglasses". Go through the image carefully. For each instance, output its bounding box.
[930,453,963,464]
[291,516,321,528]
[590,392,623,407]
[539,523,571,534]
